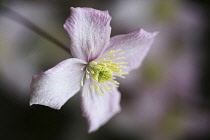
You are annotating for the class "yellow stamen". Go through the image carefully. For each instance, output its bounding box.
[115,49,121,52]
[100,58,106,61]
[117,62,128,64]
[112,69,122,72]
[105,61,112,63]
[107,50,115,54]
[100,87,104,93]
[84,49,129,96]
[115,57,126,60]
[96,89,101,95]
[86,74,90,79]
[108,55,115,58]
[94,83,99,89]
[111,63,117,65]
[92,61,97,65]
[81,79,84,86]
[90,86,95,93]
[117,52,125,55]
[90,70,94,74]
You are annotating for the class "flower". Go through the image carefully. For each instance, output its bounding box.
[29,7,158,133]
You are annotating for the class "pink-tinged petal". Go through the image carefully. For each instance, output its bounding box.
[30,58,87,110]
[81,81,121,133]
[64,7,112,62]
[106,29,158,72]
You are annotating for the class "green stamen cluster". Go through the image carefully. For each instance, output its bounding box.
[88,66,113,83]
[81,49,129,97]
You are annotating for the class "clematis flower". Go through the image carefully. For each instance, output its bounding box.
[30,7,158,133]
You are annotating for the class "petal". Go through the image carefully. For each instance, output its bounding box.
[106,29,158,72]
[30,58,86,110]
[64,7,112,62]
[81,80,121,133]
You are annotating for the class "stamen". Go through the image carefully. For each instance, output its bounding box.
[103,83,111,92]
[91,61,97,65]
[81,73,85,87]
[107,50,115,54]
[111,80,120,85]
[100,58,106,61]
[105,61,112,63]
[112,69,122,72]
[105,81,111,84]
[82,89,90,97]
[85,48,129,96]
[117,75,125,78]
[100,87,104,94]
[117,62,128,64]
[115,57,126,60]
[108,55,115,58]
[90,70,94,74]
[122,66,129,69]
[96,88,101,95]
[81,65,86,71]
[81,80,84,86]
[87,47,94,62]
[115,49,121,53]
[90,85,95,93]
[99,63,106,66]
[109,67,118,70]
[111,63,117,65]
[117,52,125,55]
[86,74,90,79]
[94,83,99,89]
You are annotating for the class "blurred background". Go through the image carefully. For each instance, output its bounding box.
[0,0,209,140]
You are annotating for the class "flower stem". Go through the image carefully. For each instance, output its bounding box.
[0,5,71,54]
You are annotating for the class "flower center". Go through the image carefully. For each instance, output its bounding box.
[88,65,113,83]
[81,48,129,97]
[86,49,128,84]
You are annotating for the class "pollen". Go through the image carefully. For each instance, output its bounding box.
[82,49,129,97]
[86,74,90,79]
[100,58,106,61]
[108,55,115,58]
[88,66,113,83]
[88,49,128,82]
